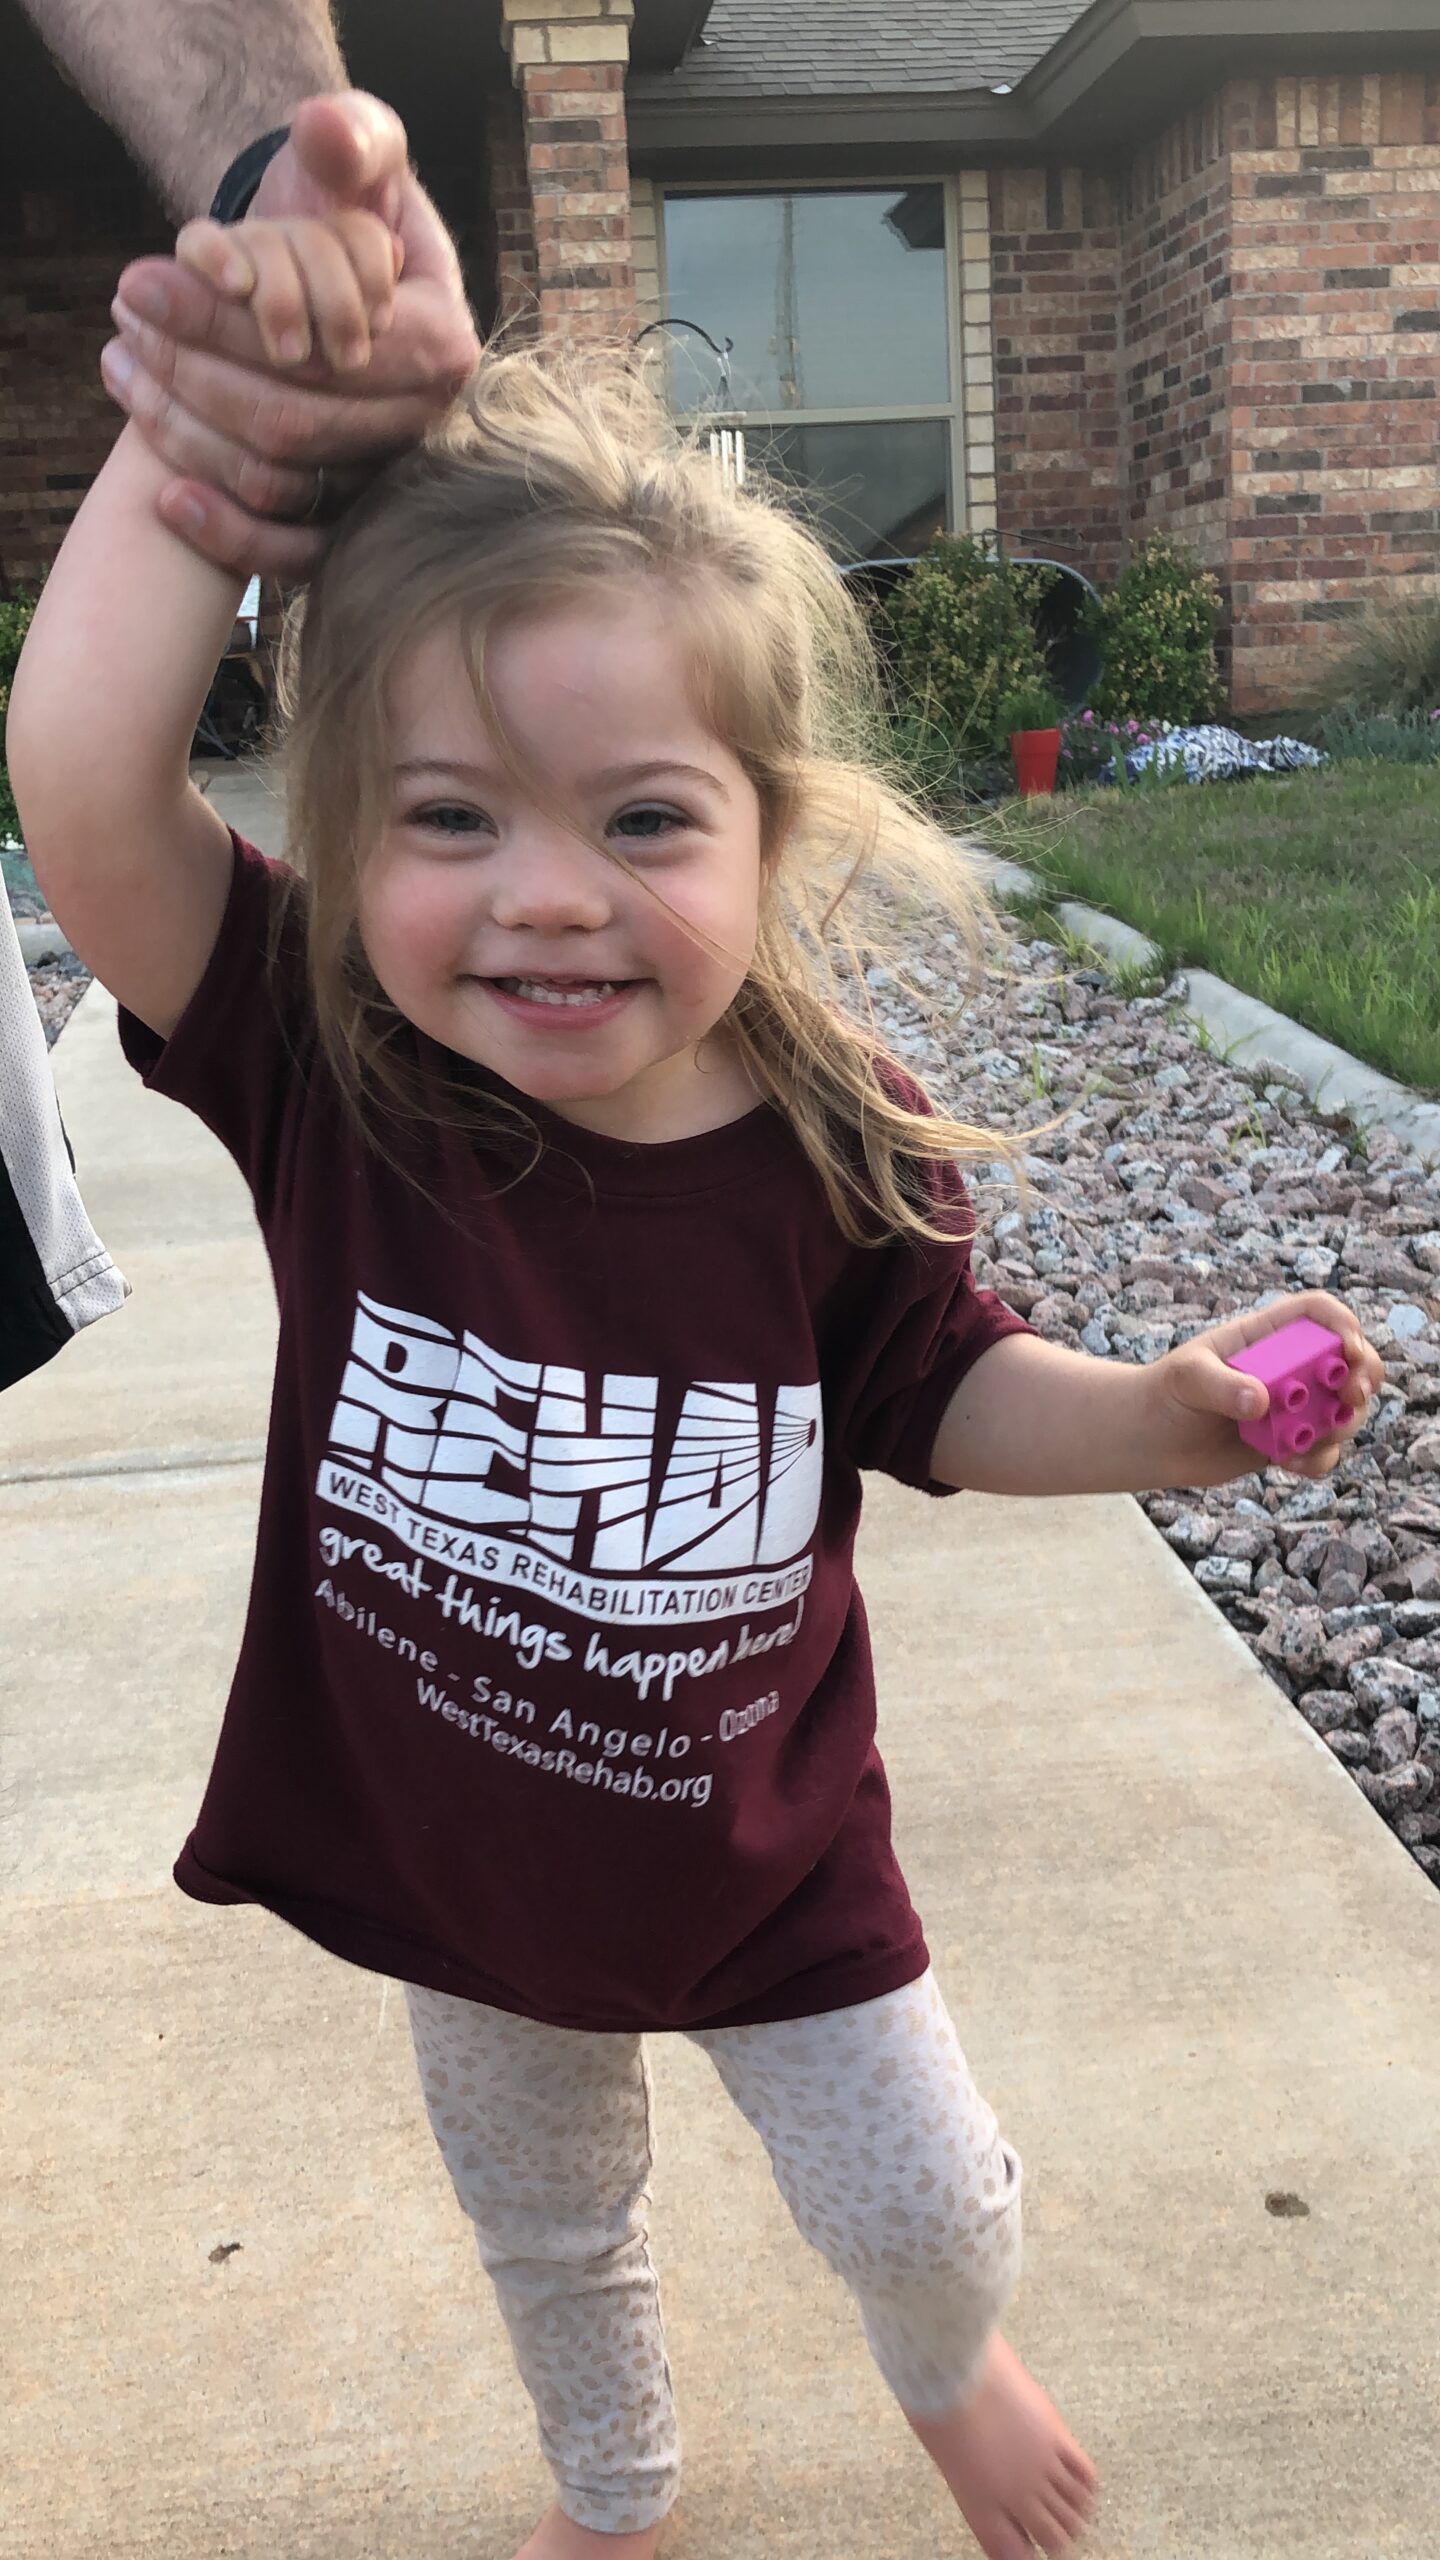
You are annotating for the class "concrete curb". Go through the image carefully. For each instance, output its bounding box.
[963,840,1440,1167]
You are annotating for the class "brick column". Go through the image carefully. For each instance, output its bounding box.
[499,0,637,346]
[990,166,1125,583]
[485,85,540,340]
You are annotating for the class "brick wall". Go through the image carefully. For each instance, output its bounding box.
[958,169,998,540]
[989,165,1123,582]
[1227,71,1440,709]
[1121,100,1232,570]
[631,175,661,330]
[500,0,637,345]
[0,179,162,592]
[485,84,541,340]
[992,80,1440,711]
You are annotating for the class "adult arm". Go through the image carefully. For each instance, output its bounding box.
[21,1,480,575]
[14,0,345,220]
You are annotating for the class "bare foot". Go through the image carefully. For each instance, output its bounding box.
[511,2501,664,2559]
[904,2331,1098,2559]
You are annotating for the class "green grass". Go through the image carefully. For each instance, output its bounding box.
[987,762,1440,1096]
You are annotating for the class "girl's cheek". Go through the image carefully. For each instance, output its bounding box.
[364,861,469,975]
[652,897,757,999]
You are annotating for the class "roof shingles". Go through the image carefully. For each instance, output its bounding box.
[627,0,1090,103]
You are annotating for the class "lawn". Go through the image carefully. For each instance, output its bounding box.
[986,761,1440,1097]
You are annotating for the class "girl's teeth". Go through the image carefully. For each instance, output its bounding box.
[508,978,619,1008]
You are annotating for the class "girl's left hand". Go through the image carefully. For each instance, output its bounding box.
[1149,1291,1385,1485]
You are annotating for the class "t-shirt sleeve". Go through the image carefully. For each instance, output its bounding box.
[832,1137,1033,1497]
[116,827,314,1227]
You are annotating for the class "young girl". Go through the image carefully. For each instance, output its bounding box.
[10,209,1383,2560]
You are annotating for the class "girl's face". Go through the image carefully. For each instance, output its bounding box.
[360,590,766,1143]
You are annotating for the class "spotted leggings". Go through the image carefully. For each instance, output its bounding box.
[405,1967,1023,2536]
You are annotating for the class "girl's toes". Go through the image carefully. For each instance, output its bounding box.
[1028,2498,1079,2558]
[1062,2441,1099,2493]
[988,2518,1038,2560]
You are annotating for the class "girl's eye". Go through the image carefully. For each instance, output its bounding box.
[410,804,487,837]
[613,805,684,843]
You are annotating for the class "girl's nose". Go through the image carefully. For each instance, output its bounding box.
[487,830,615,935]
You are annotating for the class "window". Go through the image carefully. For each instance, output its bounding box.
[657,184,960,562]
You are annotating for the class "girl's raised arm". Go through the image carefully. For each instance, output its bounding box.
[6,419,241,1040]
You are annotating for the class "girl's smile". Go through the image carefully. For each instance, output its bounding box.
[360,592,768,1144]
[477,975,644,1029]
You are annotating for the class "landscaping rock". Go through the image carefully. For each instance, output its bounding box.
[1297,1689,1361,1736]
[851,885,1440,1891]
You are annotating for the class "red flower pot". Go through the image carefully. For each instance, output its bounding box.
[1010,727,1062,797]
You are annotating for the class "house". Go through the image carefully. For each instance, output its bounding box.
[4,0,1440,709]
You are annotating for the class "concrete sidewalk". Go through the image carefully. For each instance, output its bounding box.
[4,768,1438,2558]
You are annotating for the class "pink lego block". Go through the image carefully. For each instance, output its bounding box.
[1228,1316,1351,1465]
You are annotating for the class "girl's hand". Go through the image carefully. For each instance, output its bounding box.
[1147,1291,1385,1487]
[97,92,479,581]
[172,207,404,378]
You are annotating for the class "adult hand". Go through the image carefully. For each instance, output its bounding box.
[103,92,481,580]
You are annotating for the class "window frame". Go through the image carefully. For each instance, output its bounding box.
[652,173,971,554]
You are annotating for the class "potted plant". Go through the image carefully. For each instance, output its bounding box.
[998,682,1066,798]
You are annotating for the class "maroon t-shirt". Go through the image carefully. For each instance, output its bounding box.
[118,831,1029,2031]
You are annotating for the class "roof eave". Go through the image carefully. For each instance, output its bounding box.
[627,91,1041,180]
[1023,0,1440,150]
[628,0,1440,171]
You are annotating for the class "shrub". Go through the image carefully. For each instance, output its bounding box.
[1313,704,1440,763]
[1306,596,1440,716]
[1081,533,1223,725]
[885,533,1058,753]
[0,587,39,845]
[882,683,965,807]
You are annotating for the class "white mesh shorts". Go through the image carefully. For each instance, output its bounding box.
[0,904,125,1389]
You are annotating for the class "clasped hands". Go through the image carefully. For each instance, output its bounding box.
[99,89,481,578]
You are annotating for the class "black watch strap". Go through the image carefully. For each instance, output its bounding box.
[208,124,292,224]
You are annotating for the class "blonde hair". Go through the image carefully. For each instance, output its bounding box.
[270,337,1017,1246]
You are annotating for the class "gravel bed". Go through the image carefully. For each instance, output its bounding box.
[858,915,1440,1892]
[27,949,92,1047]
[9,863,91,1049]
[18,903,1440,1885]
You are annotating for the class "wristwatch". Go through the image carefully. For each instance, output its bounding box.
[208,125,292,223]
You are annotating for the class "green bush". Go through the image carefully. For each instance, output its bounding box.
[1305,596,1440,716]
[0,587,39,845]
[1313,705,1440,763]
[885,533,1058,754]
[882,684,964,807]
[1081,533,1223,725]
